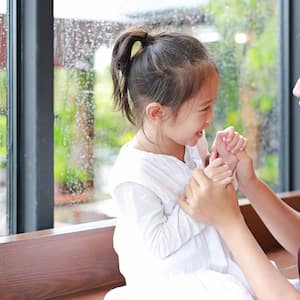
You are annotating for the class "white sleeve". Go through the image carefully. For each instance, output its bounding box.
[113,182,205,259]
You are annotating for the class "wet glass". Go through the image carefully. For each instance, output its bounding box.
[0,0,7,236]
[53,0,279,227]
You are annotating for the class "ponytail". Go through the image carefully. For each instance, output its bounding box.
[111,28,152,125]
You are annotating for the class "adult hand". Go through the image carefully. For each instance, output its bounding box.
[178,169,242,230]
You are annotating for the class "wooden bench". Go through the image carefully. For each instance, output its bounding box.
[1,191,299,299]
[0,219,125,300]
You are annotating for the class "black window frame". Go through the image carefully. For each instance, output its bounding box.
[7,0,54,234]
[6,0,300,234]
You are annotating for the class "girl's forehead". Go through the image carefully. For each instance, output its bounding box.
[191,75,219,103]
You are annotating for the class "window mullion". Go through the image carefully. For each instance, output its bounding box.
[8,0,54,233]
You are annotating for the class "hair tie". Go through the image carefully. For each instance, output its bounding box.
[141,32,149,47]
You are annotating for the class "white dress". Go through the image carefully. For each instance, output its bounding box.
[105,136,254,300]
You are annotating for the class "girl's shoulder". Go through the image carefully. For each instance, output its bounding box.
[109,142,167,190]
[109,142,192,194]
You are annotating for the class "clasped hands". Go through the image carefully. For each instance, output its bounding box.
[179,126,249,229]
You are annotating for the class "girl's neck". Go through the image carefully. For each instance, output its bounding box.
[133,129,185,161]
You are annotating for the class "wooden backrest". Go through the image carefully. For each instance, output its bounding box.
[240,190,300,252]
[0,220,125,300]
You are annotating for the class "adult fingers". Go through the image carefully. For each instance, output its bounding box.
[192,168,211,186]
[212,172,233,183]
[178,193,191,214]
[208,157,225,168]
[219,177,233,185]
[184,183,193,200]
[205,164,232,179]
[239,137,247,151]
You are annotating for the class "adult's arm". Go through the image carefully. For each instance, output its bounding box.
[179,170,299,300]
[236,151,300,256]
[219,214,299,300]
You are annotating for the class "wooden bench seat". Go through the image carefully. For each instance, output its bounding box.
[52,247,298,300]
[0,191,299,300]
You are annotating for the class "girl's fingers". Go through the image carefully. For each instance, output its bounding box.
[226,132,240,151]
[208,157,225,168]
[230,136,245,154]
[224,126,235,142]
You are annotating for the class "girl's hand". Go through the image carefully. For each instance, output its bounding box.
[179,169,241,229]
[211,126,247,171]
[204,157,233,186]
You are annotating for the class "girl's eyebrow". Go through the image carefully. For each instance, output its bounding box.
[199,99,214,107]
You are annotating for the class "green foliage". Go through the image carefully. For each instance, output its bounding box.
[256,154,279,190]
[0,71,6,169]
[54,68,94,189]
[94,66,135,150]
[0,71,6,110]
[54,65,134,190]
[54,68,77,184]
[203,0,279,189]
[53,0,279,192]
[0,115,6,168]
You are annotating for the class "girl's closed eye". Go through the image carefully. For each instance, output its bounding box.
[198,105,211,112]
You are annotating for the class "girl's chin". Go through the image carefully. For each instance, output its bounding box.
[187,139,199,147]
[188,131,203,146]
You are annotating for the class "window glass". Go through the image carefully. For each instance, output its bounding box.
[0,0,7,236]
[53,0,279,227]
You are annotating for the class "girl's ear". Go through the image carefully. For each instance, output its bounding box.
[145,102,165,121]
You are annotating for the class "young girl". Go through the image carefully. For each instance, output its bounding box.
[105,28,251,300]
[179,80,300,300]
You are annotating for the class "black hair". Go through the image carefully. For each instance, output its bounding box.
[111,27,217,127]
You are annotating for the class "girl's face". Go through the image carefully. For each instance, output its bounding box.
[161,71,218,148]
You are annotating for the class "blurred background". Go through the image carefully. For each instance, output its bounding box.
[0,0,280,232]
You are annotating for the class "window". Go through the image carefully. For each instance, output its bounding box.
[0,0,7,236]
[53,0,280,228]
[2,0,299,236]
